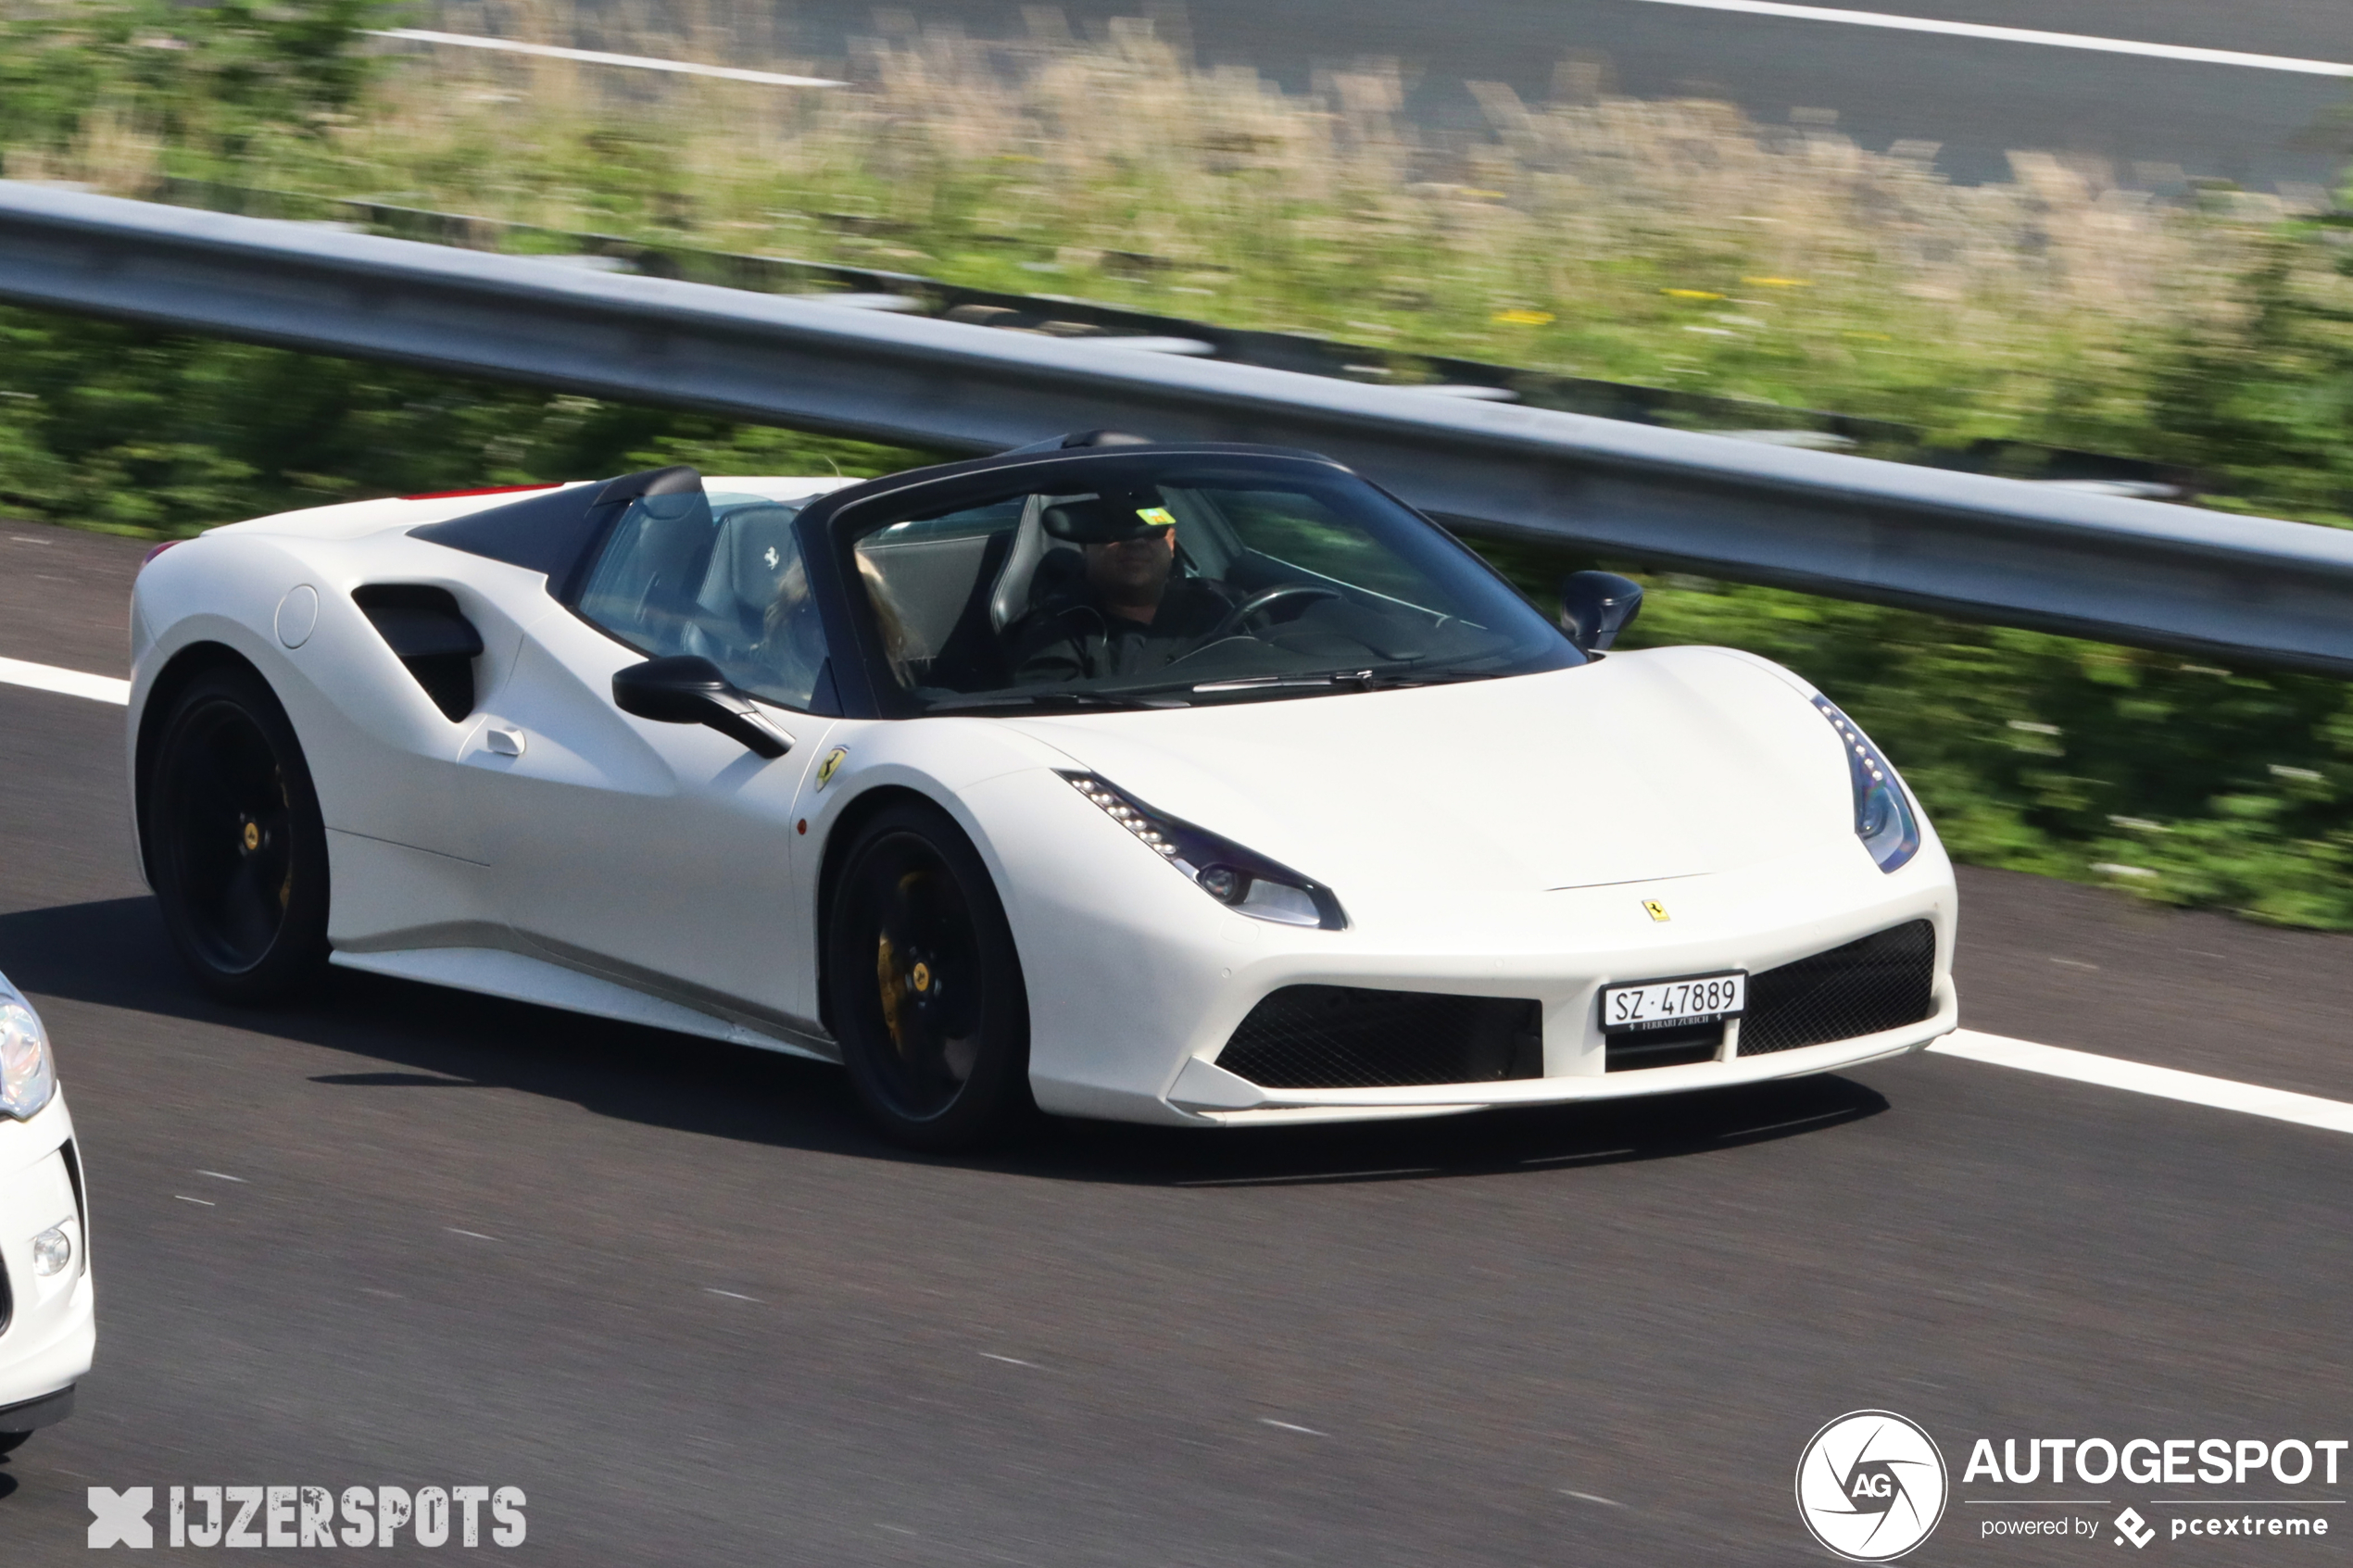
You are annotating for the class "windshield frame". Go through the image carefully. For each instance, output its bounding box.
[795,444,1581,720]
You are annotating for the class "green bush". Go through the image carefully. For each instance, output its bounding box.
[0,305,913,530]
[0,0,384,162]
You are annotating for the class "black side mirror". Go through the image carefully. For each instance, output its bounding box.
[1558,571,1644,654]
[612,656,791,759]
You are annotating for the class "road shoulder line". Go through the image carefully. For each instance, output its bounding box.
[1931,1029,2353,1136]
[1629,0,2353,78]
[0,655,130,706]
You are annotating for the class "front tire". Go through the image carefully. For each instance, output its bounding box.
[826,801,1032,1150]
[147,664,332,1002]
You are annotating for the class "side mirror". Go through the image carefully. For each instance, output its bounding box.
[1558,571,1644,654]
[612,656,791,759]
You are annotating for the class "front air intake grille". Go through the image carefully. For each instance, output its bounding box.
[1607,1021,1724,1072]
[1215,985,1542,1089]
[1738,920,1937,1056]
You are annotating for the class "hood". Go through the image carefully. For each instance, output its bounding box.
[1008,647,1856,897]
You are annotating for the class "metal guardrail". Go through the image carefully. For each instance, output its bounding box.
[145,175,2188,496]
[4,179,2352,676]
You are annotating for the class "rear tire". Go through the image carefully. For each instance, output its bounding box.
[826,800,1032,1150]
[148,665,332,1002]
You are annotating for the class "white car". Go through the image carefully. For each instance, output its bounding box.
[0,970,92,1450]
[127,436,1957,1148]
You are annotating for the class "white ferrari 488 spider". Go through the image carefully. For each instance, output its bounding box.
[128,434,1957,1147]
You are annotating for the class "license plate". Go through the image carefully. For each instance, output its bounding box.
[1600,972,1746,1033]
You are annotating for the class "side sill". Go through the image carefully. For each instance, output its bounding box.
[328,947,837,1063]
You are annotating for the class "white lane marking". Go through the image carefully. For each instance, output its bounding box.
[980,1353,1038,1368]
[1627,0,2353,77]
[1565,1491,1624,1506]
[0,656,130,706]
[174,1195,216,1206]
[1931,1030,2353,1136]
[196,1170,247,1183]
[704,1288,761,1301]
[446,1227,497,1241]
[368,30,846,88]
[1260,1419,1327,1436]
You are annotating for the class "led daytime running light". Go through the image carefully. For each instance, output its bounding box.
[1813,696,1921,873]
[1058,771,1344,929]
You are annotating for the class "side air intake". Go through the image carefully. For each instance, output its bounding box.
[353,585,484,722]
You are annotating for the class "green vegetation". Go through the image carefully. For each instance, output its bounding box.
[0,0,2347,926]
[0,307,912,531]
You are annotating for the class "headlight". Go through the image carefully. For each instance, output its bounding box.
[0,991,57,1121]
[1814,696,1921,873]
[32,1224,70,1277]
[1059,771,1347,929]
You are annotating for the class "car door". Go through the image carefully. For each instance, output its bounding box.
[456,487,840,1035]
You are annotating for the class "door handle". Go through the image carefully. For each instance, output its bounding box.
[484,725,526,758]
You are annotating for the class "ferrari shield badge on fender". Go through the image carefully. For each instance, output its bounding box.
[1642,900,1670,922]
[816,746,848,788]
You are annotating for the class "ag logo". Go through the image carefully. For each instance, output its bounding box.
[815,746,848,788]
[1795,1411,1948,1562]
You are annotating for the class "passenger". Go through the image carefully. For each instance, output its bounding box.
[1007,499,1233,684]
[850,551,921,687]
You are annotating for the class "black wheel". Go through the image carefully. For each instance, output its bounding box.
[826,801,1031,1150]
[148,665,331,1002]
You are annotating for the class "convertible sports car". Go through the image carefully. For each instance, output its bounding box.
[127,435,1958,1147]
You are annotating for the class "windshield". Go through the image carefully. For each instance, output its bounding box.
[840,457,1579,711]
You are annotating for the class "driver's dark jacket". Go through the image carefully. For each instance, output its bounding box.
[1006,577,1236,684]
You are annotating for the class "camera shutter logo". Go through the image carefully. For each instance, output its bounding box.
[1795,1411,1949,1562]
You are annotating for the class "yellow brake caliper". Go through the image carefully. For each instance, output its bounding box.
[875,933,909,1058]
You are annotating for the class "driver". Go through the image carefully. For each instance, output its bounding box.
[1007,495,1234,684]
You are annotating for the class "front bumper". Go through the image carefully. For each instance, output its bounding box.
[0,1094,95,1421]
[1169,996,1955,1124]
[974,769,1959,1125]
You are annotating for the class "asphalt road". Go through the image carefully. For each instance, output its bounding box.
[3,522,2352,1562]
[631,0,2353,188]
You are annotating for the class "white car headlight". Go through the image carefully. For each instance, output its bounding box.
[1059,771,1347,929]
[1814,696,1921,873]
[0,991,58,1121]
[32,1224,70,1276]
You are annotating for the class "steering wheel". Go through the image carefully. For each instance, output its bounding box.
[1198,583,1342,646]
